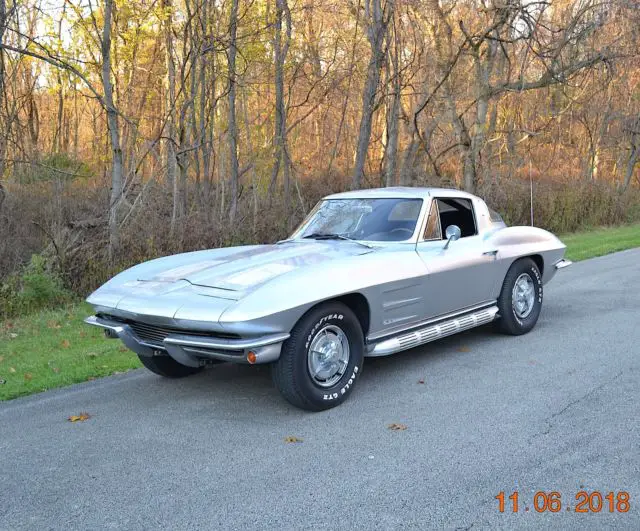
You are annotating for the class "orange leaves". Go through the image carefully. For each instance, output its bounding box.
[284,436,303,443]
[68,412,91,422]
[457,345,470,353]
[61,339,71,348]
[24,373,33,381]
[387,423,408,431]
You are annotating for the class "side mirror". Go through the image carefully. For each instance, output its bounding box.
[443,225,461,249]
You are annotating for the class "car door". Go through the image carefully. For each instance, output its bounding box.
[415,197,500,319]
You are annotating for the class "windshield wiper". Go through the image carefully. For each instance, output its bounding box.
[302,232,374,249]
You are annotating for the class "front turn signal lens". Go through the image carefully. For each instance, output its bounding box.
[247,351,257,364]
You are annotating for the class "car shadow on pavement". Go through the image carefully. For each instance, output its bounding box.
[145,324,501,413]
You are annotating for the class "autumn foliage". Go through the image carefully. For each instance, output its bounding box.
[0,0,638,297]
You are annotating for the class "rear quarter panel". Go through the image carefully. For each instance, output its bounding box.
[485,226,567,298]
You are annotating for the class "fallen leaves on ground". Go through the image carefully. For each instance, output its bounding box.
[457,345,470,352]
[47,320,62,329]
[9,333,18,339]
[417,378,425,384]
[387,423,408,431]
[118,346,128,352]
[284,436,303,443]
[51,367,60,373]
[9,367,16,374]
[61,339,71,348]
[24,373,33,381]
[68,412,91,422]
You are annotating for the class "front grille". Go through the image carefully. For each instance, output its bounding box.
[128,321,174,345]
[98,314,238,346]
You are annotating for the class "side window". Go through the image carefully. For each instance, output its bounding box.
[423,201,442,240]
[435,198,477,238]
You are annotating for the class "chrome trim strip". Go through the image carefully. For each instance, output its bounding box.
[163,333,290,351]
[367,300,497,342]
[554,259,573,270]
[368,306,499,357]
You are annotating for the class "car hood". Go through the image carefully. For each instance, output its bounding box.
[136,241,373,293]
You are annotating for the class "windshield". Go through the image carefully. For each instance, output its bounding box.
[291,198,423,242]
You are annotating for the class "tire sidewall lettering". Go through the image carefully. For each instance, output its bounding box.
[305,313,345,349]
[324,366,359,400]
[511,264,542,326]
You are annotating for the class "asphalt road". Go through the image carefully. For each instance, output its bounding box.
[1,250,639,530]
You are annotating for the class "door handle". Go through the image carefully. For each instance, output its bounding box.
[482,249,499,256]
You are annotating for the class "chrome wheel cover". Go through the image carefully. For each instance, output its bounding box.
[512,273,535,319]
[307,325,350,388]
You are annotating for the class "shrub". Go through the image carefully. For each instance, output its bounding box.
[0,254,71,318]
[1,171,639,302]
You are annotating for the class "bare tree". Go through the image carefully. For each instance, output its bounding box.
[102,0,124,259]
[270,0,292,217]
[623,115,640,192]
[227,0,240,222]
[382,10,400,186]
[353,0,393,189]
[163,0,179,233]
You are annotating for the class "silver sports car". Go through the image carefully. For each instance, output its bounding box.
[85,187,571,410]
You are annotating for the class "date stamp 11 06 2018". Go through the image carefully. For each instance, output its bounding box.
[496,491,630,514]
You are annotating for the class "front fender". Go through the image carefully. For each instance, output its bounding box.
[218,247,427,336]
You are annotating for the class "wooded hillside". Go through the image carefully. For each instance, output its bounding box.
[0,0,639,295]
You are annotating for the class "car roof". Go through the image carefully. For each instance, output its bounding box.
[323,186,478,201]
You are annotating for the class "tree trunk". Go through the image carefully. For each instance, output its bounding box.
[0,0,9,180]
[623,117,639,192]
[102,0,124,260]
[383,18,399,187]
[227,0,240,223]
[270,0,292,221]
[353,0,392,189]
[163,0,179,232]
[465,95,490,193]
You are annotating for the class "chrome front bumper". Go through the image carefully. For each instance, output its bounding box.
[554,258,573,270]
[84,315,289,368]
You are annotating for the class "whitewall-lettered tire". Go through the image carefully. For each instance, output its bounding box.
[272,302,364,411]
[496,257,543,335]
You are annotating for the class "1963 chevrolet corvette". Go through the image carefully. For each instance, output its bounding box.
[85,187,571,410]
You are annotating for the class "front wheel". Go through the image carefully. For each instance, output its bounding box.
[496,257,543,335]
[138,354,202,378]
[272,302,364,411]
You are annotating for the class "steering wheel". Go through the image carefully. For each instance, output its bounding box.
[388,228,414,240]
[389,228,413,236]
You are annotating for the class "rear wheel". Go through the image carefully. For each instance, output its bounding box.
[496,258,543,335]
[138,354,202,378]
[272,302,364,411]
